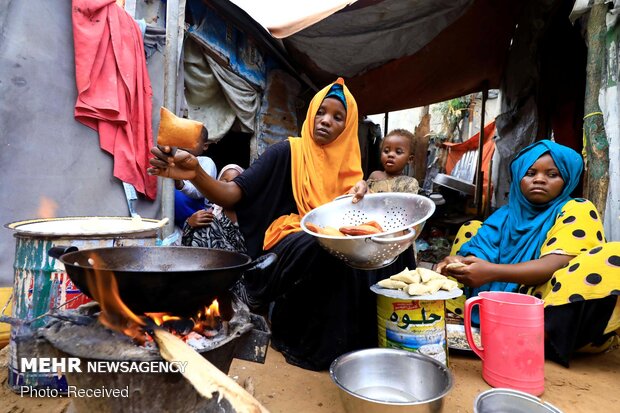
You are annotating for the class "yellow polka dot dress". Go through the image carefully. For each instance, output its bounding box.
[448,199,620,337]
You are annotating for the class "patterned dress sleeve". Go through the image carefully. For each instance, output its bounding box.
[539,199,605,257]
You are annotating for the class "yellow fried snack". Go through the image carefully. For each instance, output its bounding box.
[157,106,204,149]
[441,278,459,291]
[390,272,420,284]
[424,278,445,295]
[446,262,467,270]
[362,220,384,232]
[378,279,409,290]
[407,283,433,296]
[417,267,445,283]
[339,224,381,236]
[305,222,324,234]
[322,226,345,237]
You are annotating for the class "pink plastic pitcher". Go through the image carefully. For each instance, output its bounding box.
[464,291,545,396]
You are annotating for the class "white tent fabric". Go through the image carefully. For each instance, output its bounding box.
[183,38,259,141]
[228,0,357,38]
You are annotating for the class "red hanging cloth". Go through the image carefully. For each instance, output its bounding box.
[72,0,156,200]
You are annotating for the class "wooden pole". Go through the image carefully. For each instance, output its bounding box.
[475,86,488,217]
[583,0,609,219]
[161,0,185,237]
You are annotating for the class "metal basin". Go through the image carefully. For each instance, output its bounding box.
[330,348,453,413]
[433,173,475,196]
[474,389,563,413]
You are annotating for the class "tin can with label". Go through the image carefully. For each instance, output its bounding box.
[372,284,463,367]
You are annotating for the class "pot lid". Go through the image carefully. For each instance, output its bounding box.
[5,216,166,237]
[370,284,463,301]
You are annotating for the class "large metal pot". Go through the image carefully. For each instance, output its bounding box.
[330,348,453,413]
[48,246,276,315]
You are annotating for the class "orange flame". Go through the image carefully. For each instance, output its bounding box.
[37,196,58,219]
[85,254,146,343]
[145,313,182,327]
[192,299,221,334]
[84,255,222,343]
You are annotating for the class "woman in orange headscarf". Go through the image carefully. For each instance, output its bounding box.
[148,79,415,370]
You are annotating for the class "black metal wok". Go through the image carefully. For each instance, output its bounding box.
[48,246,276,315]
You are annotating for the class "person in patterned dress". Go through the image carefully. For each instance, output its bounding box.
[437,140,620,365]
[181,164,246,253]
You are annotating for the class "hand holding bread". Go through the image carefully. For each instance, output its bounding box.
[157,107,205,150]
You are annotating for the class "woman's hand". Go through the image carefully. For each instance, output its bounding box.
[187,209,214,228]
[437,256,497,288]
[147,146,198,181]
[436,255,468,275]
[348,180,368,204]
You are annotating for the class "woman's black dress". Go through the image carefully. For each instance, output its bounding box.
[234,141,415,370]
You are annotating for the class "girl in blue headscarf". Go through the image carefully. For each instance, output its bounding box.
[438,140,620,365]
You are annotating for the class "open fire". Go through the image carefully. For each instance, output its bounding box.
[145,299,225,347]
[36,252,270,412]
[82,254,238,351]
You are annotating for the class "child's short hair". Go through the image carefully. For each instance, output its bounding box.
[200,126,209,143]
[384,128,414,153]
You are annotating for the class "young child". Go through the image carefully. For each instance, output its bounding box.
[367,128,420,194]
[174,126,217,209]
[181,164,247,253]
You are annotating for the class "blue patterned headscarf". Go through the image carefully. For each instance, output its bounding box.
[459,140,583,317]
[324,84,347,109]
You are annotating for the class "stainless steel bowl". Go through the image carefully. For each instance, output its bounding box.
[300,193,435,269]
[330,348,453,413]
[474,389,563,413]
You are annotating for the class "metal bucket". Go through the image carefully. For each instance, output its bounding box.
[4,217,164,393]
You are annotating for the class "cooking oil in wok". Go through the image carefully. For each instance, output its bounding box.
[354,385,419,402]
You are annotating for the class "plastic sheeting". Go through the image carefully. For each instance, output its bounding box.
[183,37,259,142]
[492,0,558,206]
[284,0,473,78]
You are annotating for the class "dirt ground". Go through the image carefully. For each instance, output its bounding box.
[1,343,619,413]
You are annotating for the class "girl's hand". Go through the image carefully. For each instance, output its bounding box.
[187,209,214,228]
[436,256,468,275]
[437,256,497,287]
[147,146,198,181]
[348,180,368,204]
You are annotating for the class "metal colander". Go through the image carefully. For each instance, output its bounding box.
[300,193,435,270]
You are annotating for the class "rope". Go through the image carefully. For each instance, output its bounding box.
[584,111,604,120]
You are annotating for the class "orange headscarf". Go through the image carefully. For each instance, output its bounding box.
[263,78,363,250]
